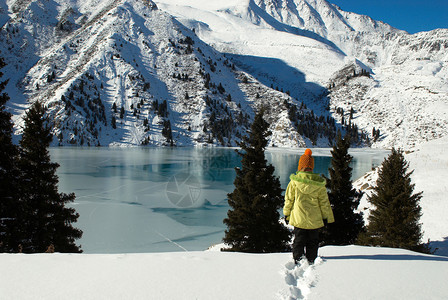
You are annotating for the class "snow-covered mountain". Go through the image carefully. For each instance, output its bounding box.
[157,0,448,149]
[1,0,447,148]
[0,0,306,147]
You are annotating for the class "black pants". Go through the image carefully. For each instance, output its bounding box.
[292,227,319,264]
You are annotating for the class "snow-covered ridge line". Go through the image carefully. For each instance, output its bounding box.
[0,0,447,148]
[156,0,448,149]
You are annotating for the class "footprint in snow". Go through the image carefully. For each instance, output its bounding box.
[278,257,323,300]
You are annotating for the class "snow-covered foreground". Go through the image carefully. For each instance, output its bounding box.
[0,245,447,300]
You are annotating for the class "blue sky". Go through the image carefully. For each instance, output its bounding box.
[330,0,448,34]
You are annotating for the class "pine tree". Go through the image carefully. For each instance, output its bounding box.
[358,148,428,253]
[162,120,173,146]
[111,116,116,129]
[321,133,364,245]
[18,101,82,253]
[0,58,20,252]
[223,109,290,253]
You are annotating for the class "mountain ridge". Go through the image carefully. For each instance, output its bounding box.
[1,0,447,149]
[157,0,448,149]
[2,0,310,147]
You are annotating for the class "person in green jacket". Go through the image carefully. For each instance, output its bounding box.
[283,149,334,264]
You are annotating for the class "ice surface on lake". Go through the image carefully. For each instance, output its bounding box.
[51,147,387,253]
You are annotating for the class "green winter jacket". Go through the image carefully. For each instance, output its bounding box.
[283,171,334,229]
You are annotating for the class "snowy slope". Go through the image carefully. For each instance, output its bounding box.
[260,1,448,149]
[156,0,448,149]
[328,59,448,149]
[156,0,347,92]
[328,30,448,149]
[0,246,447,299]
[0,0,306,147]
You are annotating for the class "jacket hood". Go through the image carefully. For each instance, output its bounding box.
[289,171,326,194]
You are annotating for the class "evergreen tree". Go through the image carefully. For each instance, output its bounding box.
[223,110,290,253]
[358,148,428,253]
[321,133,364,245]
[162,120,173,146]
[111,116,116,129]
[0,58,20,252]
[18,101,82,253]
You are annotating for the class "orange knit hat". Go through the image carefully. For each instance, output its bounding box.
[298,149,314,171]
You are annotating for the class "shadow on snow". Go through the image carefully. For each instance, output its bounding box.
[325,253,448,262]
[430,237,448,257]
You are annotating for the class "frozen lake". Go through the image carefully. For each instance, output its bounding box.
[51,147,388,253]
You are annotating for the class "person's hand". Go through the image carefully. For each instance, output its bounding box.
[283,215,289,224]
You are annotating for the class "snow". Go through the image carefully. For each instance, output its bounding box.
[407,137,448,251]
[308,246,448,300]
[1,1,448,297]
[156,0,347,85]
[0,246,447,299]
[0,250,287,300]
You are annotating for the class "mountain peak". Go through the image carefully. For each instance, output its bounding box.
[254,0,401,37]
